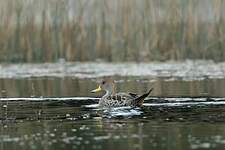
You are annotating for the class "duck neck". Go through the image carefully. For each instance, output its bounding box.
[103,86,116,98]
[103,90,110,98]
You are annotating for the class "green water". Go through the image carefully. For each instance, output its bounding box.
[1,77,225,150]
[2,120,225,150]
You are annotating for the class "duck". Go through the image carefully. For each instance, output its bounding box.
[91,78,153,107]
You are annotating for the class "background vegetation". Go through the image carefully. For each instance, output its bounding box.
[0,0,225,62]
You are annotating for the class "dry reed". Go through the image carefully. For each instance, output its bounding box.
[0,0,224,62]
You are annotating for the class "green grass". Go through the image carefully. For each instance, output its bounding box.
[0,0,225,62]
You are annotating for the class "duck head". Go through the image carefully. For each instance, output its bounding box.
[91,78,115,95]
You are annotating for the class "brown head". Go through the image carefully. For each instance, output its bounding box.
[91,78,116,95]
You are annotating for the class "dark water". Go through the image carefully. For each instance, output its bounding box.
[1,77,225,150]
[1,62,225,150]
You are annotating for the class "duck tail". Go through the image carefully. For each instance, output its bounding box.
[133,88,153,107]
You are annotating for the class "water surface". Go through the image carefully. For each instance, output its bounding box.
[1,61,225,150]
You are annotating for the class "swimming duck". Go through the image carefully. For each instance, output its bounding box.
[91,78,153,107]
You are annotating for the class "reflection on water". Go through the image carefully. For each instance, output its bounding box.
[0,104,225,150]
[1,117,225,150]
[0,77,225,97]
[1,77,225,149]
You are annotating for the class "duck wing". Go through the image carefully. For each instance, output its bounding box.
[128,92,139,98]
[108,93,135,101]
[104,88,153,107]
[131,88,154,106]
[104,93,134,107]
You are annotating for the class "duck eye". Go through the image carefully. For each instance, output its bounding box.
[102,81,105,85]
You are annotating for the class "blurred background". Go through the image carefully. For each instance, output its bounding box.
[2,1,225,150]
[0,0,225,63]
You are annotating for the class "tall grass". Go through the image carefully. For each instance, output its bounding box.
[0,0,224,62]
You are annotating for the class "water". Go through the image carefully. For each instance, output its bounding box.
[1,61,225,150]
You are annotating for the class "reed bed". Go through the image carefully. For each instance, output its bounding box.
[0,0,224,62]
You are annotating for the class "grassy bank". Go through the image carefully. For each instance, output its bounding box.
[0,0,225,62]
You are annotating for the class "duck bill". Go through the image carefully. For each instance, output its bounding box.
[91,86,102,93]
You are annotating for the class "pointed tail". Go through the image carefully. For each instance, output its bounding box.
[133,88,153,107]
